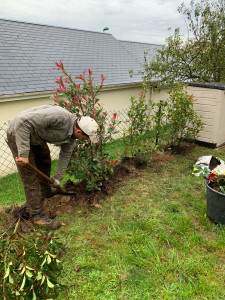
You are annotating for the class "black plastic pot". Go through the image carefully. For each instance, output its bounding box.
[205,181,225,224]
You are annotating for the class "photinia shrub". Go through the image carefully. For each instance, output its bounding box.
[54,61,119,191]
[0,226,65,299]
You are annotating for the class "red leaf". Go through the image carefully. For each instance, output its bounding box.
[71,97,79,103]
[75,71,86,81]
[101,74,105,84]
[89,78,94,86]
[55,60,63,69]
[57,86,67,92]
[54,76,63,85]
[111,113,117,122]
[208,173,218,184]
[64,77,70,84]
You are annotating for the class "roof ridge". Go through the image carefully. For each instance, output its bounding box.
[119,39,162,47]
[0,18,112,36]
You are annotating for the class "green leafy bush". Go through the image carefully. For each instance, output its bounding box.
[0,226,65,299]
[151,99,168,151]
[124,83,203,157]
[150,84,203,149]
[123,88,153,158]
[54,62,119,191]
[164,84,204,147]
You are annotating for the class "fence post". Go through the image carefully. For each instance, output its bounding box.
[155,100,163,146]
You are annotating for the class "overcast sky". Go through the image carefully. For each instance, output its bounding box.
[0,0,192,44]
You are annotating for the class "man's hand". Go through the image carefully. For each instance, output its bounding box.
[51,177,61,188]
[16,157,29,165]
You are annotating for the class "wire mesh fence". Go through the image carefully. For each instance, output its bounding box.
[0,109,130,205]
[0,109,130,178]
[0,123,60,178]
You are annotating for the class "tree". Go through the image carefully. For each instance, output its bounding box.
[144,0,225,86]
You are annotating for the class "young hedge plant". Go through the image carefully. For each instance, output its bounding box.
[124,83,204,155]
[164,83,204,148]
[123,87,153,159]
[54,61,119,191]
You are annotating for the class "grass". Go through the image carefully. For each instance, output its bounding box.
[1,142,225,299]
[0,139,124,206]
[56,144,225,299]
[0,161,60,207]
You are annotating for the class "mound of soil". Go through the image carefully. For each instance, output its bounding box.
[167,141,196,155]
[44,156,142,219]
[1,157,143,233]
[1,143,194,233]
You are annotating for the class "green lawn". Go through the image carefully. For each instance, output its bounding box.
[1,143,225,299]
[54,144,225,299]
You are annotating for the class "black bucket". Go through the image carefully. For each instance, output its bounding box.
[205,181,225,224]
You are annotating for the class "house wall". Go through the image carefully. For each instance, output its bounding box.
[1,84,225,178]
[0,85,144,177]
[0,93,54,124]
[150,88,169,102]
[1,84,166,124]
[0,86,145,123]
[99,85,143,111]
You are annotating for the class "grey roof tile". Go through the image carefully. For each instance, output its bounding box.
[119,40,162,65]
[1,90,16,95]
[0,19,162,96]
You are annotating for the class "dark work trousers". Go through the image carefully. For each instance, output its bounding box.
[7,131,52,216]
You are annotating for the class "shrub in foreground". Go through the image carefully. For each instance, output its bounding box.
[0,225,65,299]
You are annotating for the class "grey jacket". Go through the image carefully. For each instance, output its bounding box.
[8,104,77,181]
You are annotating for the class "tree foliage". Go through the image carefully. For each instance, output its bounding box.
[144,0,225,86]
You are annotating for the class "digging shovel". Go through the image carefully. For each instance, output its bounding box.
[26,162,75,195]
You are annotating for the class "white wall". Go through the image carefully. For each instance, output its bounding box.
[1,84,225,177]
[0,85,143,177]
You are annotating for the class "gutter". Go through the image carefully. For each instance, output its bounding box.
[0,82,143,103]
[0,91,54,103]
[188,82,225,91]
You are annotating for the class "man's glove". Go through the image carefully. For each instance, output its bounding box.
[51,177,61,188]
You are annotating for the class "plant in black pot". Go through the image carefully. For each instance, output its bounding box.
[193,164,225,224]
